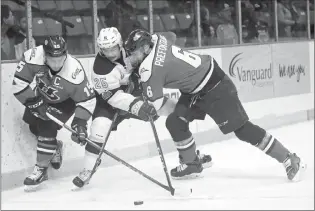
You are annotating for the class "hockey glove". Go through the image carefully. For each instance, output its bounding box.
[71,117,88,146]
[129,99,157,122]
[24,96,49,120]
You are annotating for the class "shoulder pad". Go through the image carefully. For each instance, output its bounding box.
[93,53,115,75]
[58,55,85,85]
[23,45,45,65]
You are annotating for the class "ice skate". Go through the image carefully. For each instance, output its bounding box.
[197,150,212,168]
[171,157,203,180]
[179,150,213,169]
[51,140,63,170]
[24,165,48,192]
[72,159,101,190]
[283,153,306,182]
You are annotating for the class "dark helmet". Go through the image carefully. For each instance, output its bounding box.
[124,29,154,53]
[43,35,67,57]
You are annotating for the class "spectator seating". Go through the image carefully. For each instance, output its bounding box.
[97,0,111,10]
[175,13,193,30]
[2,0,24,11]
[32,18,48,36]
[153,15,165,32]
[63,16,86,36]
[37,0,56,11]
[137,15,149,30]
[160,14,178,31]
[44,18,62,36]
[55,0,74,12]
[72,0,90,11]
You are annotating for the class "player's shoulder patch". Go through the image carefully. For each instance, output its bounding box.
[139,65,152,83]
[23,45,45,65]
[58,55,85,85]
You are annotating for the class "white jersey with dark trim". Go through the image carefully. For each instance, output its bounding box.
[91,49,137,111]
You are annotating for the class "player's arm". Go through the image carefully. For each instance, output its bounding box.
[92,63,137,112]
[71,74,96,122]
[140,66,177,116]
[12,57,50,121]
[64,71,95,145]
[12,59,37,104]
[139,64,167,111]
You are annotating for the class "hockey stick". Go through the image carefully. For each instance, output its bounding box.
[46,112,174,194]
[143,96,192,196]
[148,116,175,195]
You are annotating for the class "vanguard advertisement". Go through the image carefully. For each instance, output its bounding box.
[271,42,311,97]
[222,45,274,103]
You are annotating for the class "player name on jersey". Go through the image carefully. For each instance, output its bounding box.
[154,35,167,67]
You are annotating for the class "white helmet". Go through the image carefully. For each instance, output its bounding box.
[97,27,123,49]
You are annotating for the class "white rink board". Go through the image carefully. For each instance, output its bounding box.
[1,43,313,189]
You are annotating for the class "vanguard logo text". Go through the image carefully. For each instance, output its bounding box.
[229,53,273,86]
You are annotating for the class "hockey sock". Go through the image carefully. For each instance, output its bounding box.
[166,113,197,163]
[234,121,290,163]
[85,141,102,170]
[256,133,290,163]
[175,136,197,163]
[36,136,57,167]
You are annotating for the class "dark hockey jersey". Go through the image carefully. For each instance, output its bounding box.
[12,45,96,121]
[138,32,214,110]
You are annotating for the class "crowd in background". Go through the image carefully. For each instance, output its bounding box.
[1,0,314,60]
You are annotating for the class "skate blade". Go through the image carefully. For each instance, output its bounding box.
[171,172,203,180]
[202,161,213,169]
[291,162,307,182]
[24,184,40,192]
[71,185,83,191]
[71,180,90,191]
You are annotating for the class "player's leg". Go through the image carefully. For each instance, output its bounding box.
[24,119,60,190]
[72,100,116,187]
[200,75,306,181]
[50,100,76,170]
[22,107,40,137]
[165,94,212,179]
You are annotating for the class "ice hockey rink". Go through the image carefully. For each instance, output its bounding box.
[2,120,314,210]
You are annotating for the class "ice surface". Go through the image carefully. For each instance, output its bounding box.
[2,120,314,210]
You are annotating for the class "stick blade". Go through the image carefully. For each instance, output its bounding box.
[173,186,193,197]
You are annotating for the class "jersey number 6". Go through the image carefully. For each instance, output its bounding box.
[171,46,201,68]
[147,86,153,98]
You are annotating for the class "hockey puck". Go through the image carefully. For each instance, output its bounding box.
[134,200,144,205]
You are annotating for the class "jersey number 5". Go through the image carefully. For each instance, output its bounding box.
[16,61,26,72]
[171,46,201,68]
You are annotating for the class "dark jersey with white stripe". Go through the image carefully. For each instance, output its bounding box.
[139,33,217,103]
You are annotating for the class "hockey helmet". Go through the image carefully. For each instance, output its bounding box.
[97,27,123,49]
[43,35,67,57]
[124,29,153,54]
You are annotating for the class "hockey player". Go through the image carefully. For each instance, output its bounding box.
[72,27,159,188]
[124,29,306,181]
[12,35,96,190]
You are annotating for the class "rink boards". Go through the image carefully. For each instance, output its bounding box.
[1,41,314,190]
